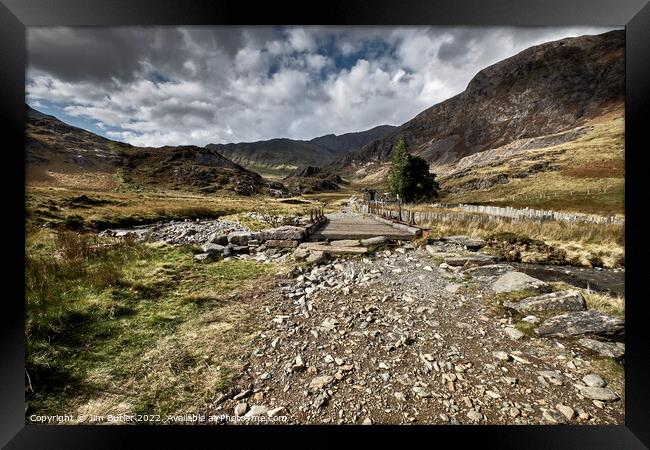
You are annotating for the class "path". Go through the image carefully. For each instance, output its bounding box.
[311,210,418,241]
[204,242,624,425]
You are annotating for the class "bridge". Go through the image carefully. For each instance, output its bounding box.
[309,211,421,241]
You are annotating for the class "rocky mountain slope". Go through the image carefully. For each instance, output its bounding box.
[206,125,396,178]
[334,30,624,173]
[283,166,345,195]
[25,105,285,196]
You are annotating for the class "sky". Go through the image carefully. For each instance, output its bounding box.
[26,26,619,148]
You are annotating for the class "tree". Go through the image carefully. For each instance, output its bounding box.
[387,137,439,203]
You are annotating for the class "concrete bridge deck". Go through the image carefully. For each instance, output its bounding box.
[310,212,418,241]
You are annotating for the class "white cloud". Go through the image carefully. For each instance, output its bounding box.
[26,26,619,147]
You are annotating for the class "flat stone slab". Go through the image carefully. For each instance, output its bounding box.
[255,226,306,241]
[330,239,362,247]
[536,310,624,339]
[444,254,499,267]
[300,244,369,255]
[442,235,487,250]
[578,338,625,358]
[504,290,586,314]
[360,236,387,246]
[491,271,550,293]
[265,239,300,248]
[465,264,515,278]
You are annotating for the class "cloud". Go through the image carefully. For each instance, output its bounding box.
[26,25,619,147]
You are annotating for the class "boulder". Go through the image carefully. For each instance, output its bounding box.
[265,239,300,248]
[293,248,310,260]
[465,264,515,278]
[201,243,227,255]
[227,231,252,246]
[230,245,249,254]
[442,235,487,250]
[306,251,327,266]
[578,338,625,358]
[536,311,624,339]
[444,254,498,267]
[194,253,210,261]
[504,326,525,340]
[490,271,550,293]
[208,233,229,245]
[360,236,387,247]
[504,290,586,314]
[574,385,619,402]
[255,226,306,242]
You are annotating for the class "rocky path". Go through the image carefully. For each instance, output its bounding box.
[206,235,625,425]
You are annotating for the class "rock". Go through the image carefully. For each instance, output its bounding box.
[256,226,305,241]
[467,409,483,421]
[292,355,306,372]
[245,405,269,417]
[578,338,625,358]
[208,233,229,245]
[227,231,252,246]
[230,245,249,254]
[556,404,575,421]
[542,409,566,424]
[522,315,541,324]
[301,244,368,255]
[362,418,373,425]
[412,386,432,398]
[504,327,525,340]
[536,311,624,339]
[361,236,387,247]
[490,271,550,293]
[201,243,226,254]
[446,283,463,294]
[538,370,564,386]
[267,406,286,417]
[444,254,498,267]
[582,374,607,387]
[575,385,619,402]
[330,239,362,247]
[194,253,210,261]
[234,403,248,417]
[465,264,515,277]
[309,375,334,390]
[306,251,327,265]
[293,248,310,260]
[233,389,252,401]
[493,351,511,361]
[503,290,586,314]
[442,235,487,250]
[265,239,300,248]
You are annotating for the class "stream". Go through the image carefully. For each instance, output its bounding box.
[511,262,624,297]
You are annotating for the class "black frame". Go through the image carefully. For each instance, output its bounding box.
[2,0,649,448]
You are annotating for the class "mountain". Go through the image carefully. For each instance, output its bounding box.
[205,125,396,178]
[282,166,345,194]
[25,105,284,196]
[334,30,624,172]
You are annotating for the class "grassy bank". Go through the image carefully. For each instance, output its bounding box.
[25,228,281,422]
[424,218,624,268]
[26,186,319,231]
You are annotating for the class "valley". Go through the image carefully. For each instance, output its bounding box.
[24,29,626,426]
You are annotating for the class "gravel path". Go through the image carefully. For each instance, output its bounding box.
[206,238,624,425]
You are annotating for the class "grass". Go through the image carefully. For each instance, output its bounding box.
[25,228,279,422]
[26,186,317,231]
[422,219,623,268]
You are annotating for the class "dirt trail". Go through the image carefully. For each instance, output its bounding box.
[205,224,624,425]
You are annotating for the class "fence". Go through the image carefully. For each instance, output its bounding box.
[358,201,624,226]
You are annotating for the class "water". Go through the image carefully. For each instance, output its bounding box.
[511,262,624,297]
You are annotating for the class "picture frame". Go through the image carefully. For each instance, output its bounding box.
[1,0,648,447]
